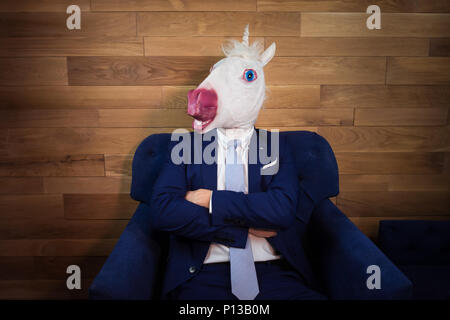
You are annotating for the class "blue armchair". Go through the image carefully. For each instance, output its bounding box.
[89,131,412,300]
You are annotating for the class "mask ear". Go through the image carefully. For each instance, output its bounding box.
[261,42,276,66]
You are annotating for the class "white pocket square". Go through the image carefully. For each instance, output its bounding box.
[261,157,278,170]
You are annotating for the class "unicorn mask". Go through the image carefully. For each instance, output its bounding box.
[187,25,276,133]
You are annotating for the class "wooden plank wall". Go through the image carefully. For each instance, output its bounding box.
[0,0,449,299]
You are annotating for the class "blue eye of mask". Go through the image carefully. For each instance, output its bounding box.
[243,69,257,82]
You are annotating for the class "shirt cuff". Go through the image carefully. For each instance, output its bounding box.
[209,191,213,214]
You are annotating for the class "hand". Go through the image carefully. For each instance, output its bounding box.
[185,189,212,209]
[249,228,277,238]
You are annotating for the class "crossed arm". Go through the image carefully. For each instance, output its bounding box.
[150,140,300,248]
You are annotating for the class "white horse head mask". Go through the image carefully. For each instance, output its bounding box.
[187,25,276,133]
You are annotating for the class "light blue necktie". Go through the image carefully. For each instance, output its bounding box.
[226,139,259,300]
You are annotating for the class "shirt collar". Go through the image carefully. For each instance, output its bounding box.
[217,126,255,151]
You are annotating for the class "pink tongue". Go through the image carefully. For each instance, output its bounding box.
[187,88,218,122]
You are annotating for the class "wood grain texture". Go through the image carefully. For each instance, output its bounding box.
[0,219,128,239]
[67,56,217,86]
[0,155,105,177]
[7,128,173,156]
[0,13,136,37]
[0,194,64,219]
[0,177,43,194]
[321,85,450,108]
[256,108,354,126]
[0,0,91,12]
[337,191,449,216]
[430,38,450,56]
[354,108,448,126]
[92,0,257,11]
[257,0,450,12]
[339,174,448,191]
[387,57,450,84]
[144,36,264,56]
[0,109,99,128]
[64,194,138,219]
[137,12,300,36]
[268,37,429,56]
[301,13,450,37]
[44,177,132,194]
[336,152,446,175]
[0,58,67,86]
[0,86,162,109]
[265,85,320,108]
[0,37,144,56]
[0,239,117,256]
[318,126,450,152]
[105,154,133,176]
[99,109,192,127]
[265,57,386,84]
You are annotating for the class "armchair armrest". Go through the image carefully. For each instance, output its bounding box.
[89,203,165,300]
[308,199,412,300]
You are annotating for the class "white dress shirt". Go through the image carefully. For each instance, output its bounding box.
[203,127,281,264]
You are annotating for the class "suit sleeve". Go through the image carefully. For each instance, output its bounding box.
[210,141,300,230]
[150,139,248,248]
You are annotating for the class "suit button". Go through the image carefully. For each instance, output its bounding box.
[189,266,196,274]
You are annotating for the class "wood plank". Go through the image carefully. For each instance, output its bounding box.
[387,57,450,85]
[161,86,195,109]
[0,129,7,158]
[320,85,450,108]
[0,219,128,239]
[301,13,450,37]
[0,13,136,37]
[44,177,132,194]
[336,152,445,175]
[0,194,64,219]
[0,239,117,256]
[257,0,450,12]
[137,12,300,36]
[99,109,192,127]
[34,256,106,280]
[265,85,320,108]
[0,279,90,299]
[265,57,386,85]
[355,108,448,126]
[318,126,450,152]
[0,86,162,109]
[267,37,429,56]
[0,109,99,128]
[7,128,172,156]
[105,154,133,176]
[430,38,450,56]
[67,56,217,86]
[0,58,67,86]
[64,194,138,219]
[0,256,106,280]
[337,191,449,217]
[349,216,450,241]
[0,0,91,12]
[92,0,256,11]
[339,174,449,192]
[0,154,105,177]
[256,108,354,126]
[144,36,263,56]
[0,37,144,56]
[0,177,43,194]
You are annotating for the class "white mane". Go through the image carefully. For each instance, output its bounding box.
[221,25,264,61]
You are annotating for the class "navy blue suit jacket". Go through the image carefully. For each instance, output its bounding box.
[151,128,318,297]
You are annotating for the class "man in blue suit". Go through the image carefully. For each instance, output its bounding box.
[150,27,327,300]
